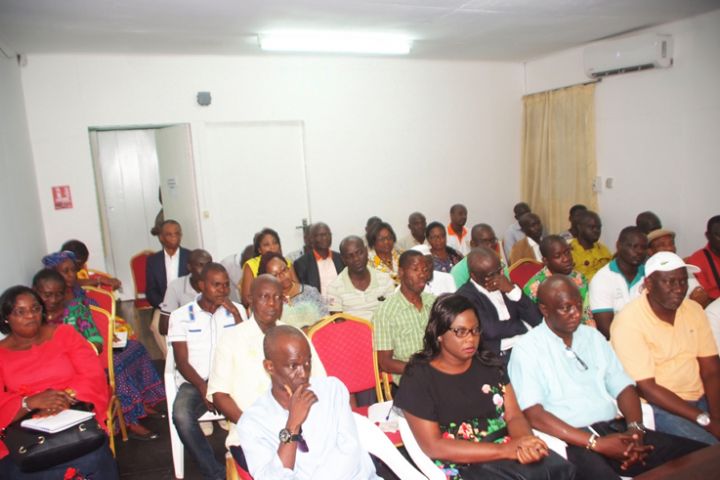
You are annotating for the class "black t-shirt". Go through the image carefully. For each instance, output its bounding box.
[395,357,511,444]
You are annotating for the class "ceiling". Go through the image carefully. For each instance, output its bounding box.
[1,0,718,61]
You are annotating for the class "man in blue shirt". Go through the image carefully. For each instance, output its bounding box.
[508,275,706,480]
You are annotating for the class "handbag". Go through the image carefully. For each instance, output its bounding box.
[0,402,106,473]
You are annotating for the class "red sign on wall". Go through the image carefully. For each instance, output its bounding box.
[52,185,73,210]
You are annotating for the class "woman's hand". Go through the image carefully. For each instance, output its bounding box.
[509,435,549,464]
[26,389,76,416]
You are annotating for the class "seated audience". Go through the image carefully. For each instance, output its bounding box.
[220,244,254,303]
[374,250,435,385]
[146,220,191,355]
[43,251,166,440]
[426,221,463,273]
[451,223,506,287]
[394,294,574,480]
[559,204,587,241]
[412,245,457,295]
[240,228,297,307]
[62,239,122,290]
[509,212,544,265]
[447,203,471,255]
[611,252,720,445]
[503,202,531,260]
[237,326,378,480]
[589,226,648,338]
[457,248,542,362]
[33,268,103,352]
[293,222,344,296]
[397,211,427,251]
[366,221,401,283]
[635,210,662,235]
[168,263,247,479]
[0,286,118,479]
[326,236,395,321]
[522,235,592,325]
[647,228,710,307]
[159,249,213,338]
[687,215,720,301]
[208,275,325,459]
[569,210,612,282]
[259,252,328,330]
[509,275,707,480]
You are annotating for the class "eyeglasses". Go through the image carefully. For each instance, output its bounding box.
[11,304,42,317]
[565,347,588,371]
[449,326,481,338]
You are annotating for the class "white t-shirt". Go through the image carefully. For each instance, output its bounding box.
[589,260,644,314]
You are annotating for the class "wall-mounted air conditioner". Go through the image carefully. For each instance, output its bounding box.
[584,33,673,78]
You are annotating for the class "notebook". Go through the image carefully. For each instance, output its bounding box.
[21,409,95,433]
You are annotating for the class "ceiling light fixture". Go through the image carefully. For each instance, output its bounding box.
[258,32,412,55]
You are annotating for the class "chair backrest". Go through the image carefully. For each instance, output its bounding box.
[307,314,383,401]
[83,286,116,320]
[89,305,113,376]
[87,269,114,292]
[508,259,544,287]
[130,250,154,299]
[397,416,446,480]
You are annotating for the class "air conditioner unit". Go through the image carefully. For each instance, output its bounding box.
[584,33,673,78]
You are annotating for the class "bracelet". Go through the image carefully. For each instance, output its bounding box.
[21,396,30,412]
[586,433,598,451]
[626,421,646,434]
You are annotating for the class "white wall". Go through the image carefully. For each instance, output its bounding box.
[0,56,46,289]
[20,54,524,266]
[525,9,720,256]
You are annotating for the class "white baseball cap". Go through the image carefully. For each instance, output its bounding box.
[644,251,700,278]
[410,244,431,256]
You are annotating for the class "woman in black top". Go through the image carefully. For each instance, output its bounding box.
[395,294,575,480]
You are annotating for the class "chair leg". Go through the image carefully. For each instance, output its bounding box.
[115,397,129,442]
[107,405,116,457]
[226,452,240,480]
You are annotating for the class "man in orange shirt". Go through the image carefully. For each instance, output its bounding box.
[687,215,720,301]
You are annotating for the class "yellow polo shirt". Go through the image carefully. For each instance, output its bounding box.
[611,294,718,401]
[569,238,612,282]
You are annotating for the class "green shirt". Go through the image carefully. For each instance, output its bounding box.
[522,267,592,323]
[374,291,435,384]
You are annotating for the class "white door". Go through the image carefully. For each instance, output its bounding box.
[91,129,161,300]
[201,121,310,259]
[155,124,202,250]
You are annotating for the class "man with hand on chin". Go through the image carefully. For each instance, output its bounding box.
[237,325,379,480]
[509,275,706,480]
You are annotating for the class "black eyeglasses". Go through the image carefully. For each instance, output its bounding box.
[449,326,481,338]
[565,347,588,371]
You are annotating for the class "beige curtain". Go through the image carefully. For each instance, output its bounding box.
[521,83,598,235]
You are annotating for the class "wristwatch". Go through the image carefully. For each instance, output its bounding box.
[696,412,711,427]
[279,427,303,444]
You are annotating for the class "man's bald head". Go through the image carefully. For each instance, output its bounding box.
[263,325,309,360]
[339,235,364,255]
[513,202,531,219]
[251,273,282,297]
[199,262,227,281]
[189,248,211,264]
[467,247,499,274]
[537,275,578,308]
[636,211,662,235]
[470,224,498,250]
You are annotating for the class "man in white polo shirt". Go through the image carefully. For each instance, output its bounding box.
[168,263,247,480]
[589,226,648,339]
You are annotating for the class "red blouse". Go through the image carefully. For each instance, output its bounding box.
[0,325,109,458]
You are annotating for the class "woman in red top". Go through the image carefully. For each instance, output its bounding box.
[0,286,118,479]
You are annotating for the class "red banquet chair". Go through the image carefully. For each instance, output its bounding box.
[129,250,154,315]
[508,258,543,288]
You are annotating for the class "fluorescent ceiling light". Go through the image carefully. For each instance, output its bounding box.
[258,32,412,55]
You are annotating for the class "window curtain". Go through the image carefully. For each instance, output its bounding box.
[521,83,598,235]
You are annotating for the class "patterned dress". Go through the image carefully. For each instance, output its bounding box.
[522,267,592,323]
[281,284,329,330]
[47,297,103,345]
[432,247,464,274]
[368,249,401,284]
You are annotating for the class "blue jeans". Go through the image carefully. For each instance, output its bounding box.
[651,396,718,445]
[172,382,225,480]
[0,439,118,480]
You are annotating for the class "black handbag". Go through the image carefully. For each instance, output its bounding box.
[0,402,106,473]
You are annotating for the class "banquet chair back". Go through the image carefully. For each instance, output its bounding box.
[508,259,544,288]
[307,314,384,402]
[130,250,154,312]
[83,286,116,321]
[89,305,128,456]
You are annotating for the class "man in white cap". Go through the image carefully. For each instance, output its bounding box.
[410,244,456,296]
[611,251,720,445]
